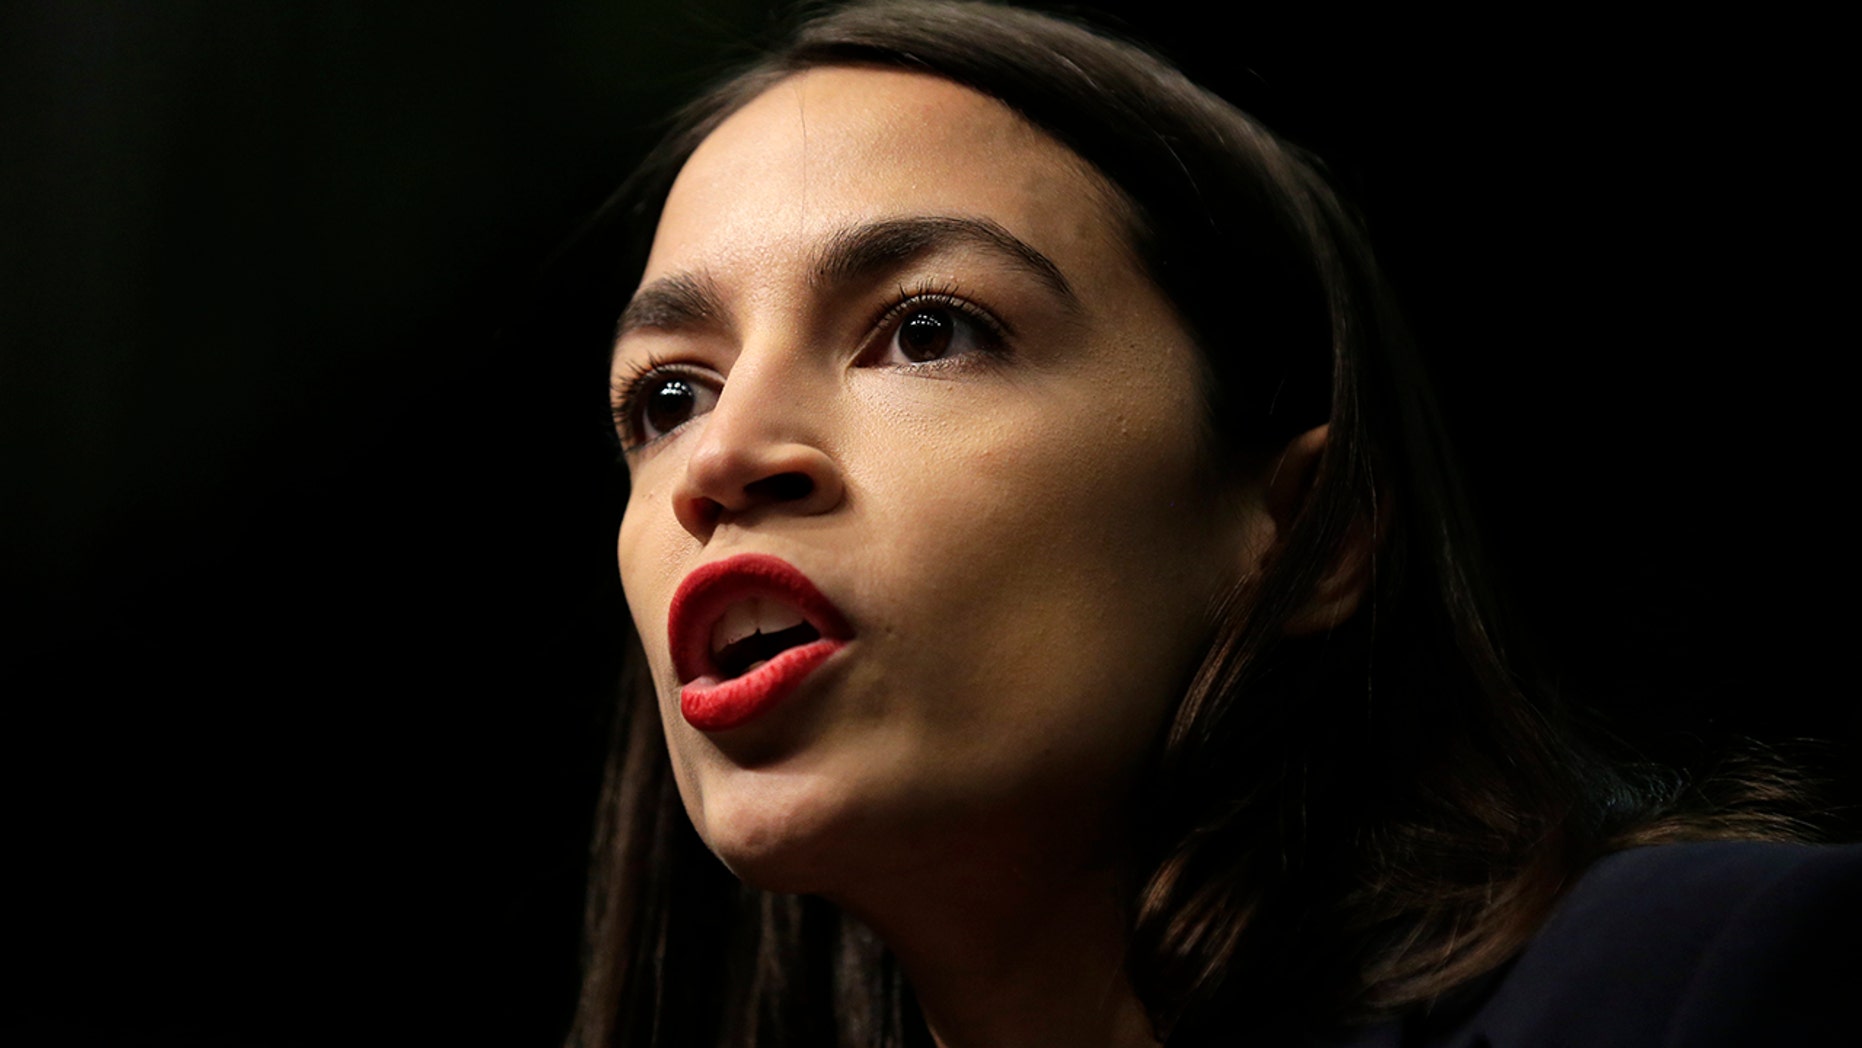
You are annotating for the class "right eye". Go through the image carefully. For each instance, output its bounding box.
[613,365,721,450]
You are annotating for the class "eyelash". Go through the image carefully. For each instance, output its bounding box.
[610,283,1011,454]
[610,354,709,454]
[864,281,1012,364]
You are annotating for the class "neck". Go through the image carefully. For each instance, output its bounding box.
[831,849,1159,1048]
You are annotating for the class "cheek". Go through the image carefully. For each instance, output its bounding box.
[868,365,1221,606]
[844,371,1226,783]
[616,471,688,680]
[617,474,721,839]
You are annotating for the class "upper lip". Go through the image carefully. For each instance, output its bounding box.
[667,553,853,685]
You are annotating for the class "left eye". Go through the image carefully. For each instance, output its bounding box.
[880,305,991,364]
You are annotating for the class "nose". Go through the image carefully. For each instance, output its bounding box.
[671,358,845,543]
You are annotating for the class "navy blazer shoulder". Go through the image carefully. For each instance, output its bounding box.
[1319,840,1862,1048]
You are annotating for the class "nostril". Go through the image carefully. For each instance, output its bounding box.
[745,472,815,503]
[687,497,723,531]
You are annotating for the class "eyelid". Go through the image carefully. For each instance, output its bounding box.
[862,282,1012,365]
[610,357,721,454]
[611,282,1010,453]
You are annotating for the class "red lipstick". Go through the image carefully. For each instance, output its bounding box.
[668,553,852,732]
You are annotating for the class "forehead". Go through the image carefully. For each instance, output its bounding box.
[644,66,1128,284]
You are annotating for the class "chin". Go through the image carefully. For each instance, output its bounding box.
[682,761,891,896]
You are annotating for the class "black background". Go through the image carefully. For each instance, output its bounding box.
[3,2,1853,1044]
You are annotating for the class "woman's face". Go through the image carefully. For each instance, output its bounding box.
[613,68,1267,894]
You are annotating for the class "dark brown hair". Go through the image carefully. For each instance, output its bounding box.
[565,4,1818,1045]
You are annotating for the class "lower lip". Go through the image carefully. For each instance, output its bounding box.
[679,637,846,732]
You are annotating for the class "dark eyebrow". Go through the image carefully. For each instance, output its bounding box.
[616,215,1080,343]
[615,271,728,338]
[813,215,1081,311]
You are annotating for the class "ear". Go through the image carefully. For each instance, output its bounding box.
[1258,424,1376,637]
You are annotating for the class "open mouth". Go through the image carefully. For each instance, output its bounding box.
[710,598,824,680]
[668,553,853,731]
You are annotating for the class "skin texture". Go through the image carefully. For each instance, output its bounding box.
[612,67,1282,1048]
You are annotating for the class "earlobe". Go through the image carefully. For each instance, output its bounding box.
[1256,424,1377,637]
